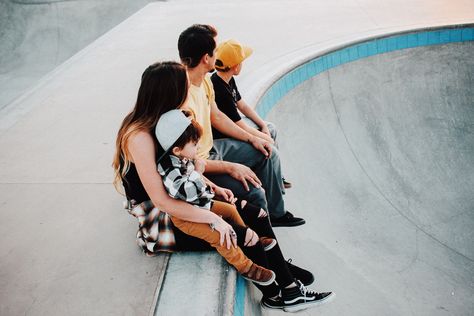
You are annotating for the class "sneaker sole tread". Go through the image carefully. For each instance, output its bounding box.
[283,292,335,312]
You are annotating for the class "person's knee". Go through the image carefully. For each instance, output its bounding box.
[246,186,268,210]
[240,200,267,218]
[266,121,277,140]
[270,146,280,161]
[219,139,268,166]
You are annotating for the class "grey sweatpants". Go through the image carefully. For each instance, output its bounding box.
[210,120,286,218]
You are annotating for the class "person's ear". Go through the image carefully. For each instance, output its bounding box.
[201,54,209,65]
[171,146,181,156]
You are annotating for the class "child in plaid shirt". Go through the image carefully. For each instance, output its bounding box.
[156,109,277,285]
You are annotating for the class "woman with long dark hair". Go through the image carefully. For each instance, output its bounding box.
[113,61,334,312]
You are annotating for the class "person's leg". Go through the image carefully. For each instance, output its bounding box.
[233,214,332,312]
[235,200,314,286]
[209,201,282,297]
[240,118,294,190]
[173,225,214,251]
[236,239,280,298]
[210,200,246,227]
[212,200,277,258]
[205,173,268,211]
[235,200,275,238]
[206,201,319,302]
[212,139,286,218]
[225,199,294,288]
[170,216,252,273]
[265,121,278,144]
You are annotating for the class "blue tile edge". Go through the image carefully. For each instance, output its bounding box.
[255,26,474,118]
[234,275,246,316]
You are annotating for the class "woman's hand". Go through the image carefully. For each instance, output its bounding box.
[212,217,238,249]
[213,185,237,204]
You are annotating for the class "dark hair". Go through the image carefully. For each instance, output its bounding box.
[173,110,203,150]
[215,59,231,72]
[137,61,189,123]
[113,61,189,189]
[178,24,218,68]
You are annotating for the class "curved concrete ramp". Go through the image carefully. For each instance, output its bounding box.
[264,42,473,315]
[0,0,152,110]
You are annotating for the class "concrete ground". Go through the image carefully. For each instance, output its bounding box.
[0,0,473,315]
[262,42,473,316]
[0,0,155,110]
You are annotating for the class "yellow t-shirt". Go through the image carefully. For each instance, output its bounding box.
[186,75,215,159]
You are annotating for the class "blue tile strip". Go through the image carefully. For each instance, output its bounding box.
[240,26,473,314]
[234,275,246,316]
[256,26,474,118]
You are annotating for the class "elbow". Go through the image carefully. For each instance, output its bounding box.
[152,198,168,212]
[151,194,174,213]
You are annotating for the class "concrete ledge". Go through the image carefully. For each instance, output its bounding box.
[153,251,262,315]
[154,252,237,315]
[1,1,473,315]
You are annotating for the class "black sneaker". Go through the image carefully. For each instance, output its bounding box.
[287,258,315,286]
[281,280,335,312]
[260,295,284,310]
[270,211,305,227]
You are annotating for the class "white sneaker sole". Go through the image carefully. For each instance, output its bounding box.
[263,239,277,251]
[283,292,336,313]
[260,300,284,310]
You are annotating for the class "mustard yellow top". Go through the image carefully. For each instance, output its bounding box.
[186,75,215,159]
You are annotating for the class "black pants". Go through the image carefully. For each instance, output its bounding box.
[173,201,294,297]
[237,201,294,296]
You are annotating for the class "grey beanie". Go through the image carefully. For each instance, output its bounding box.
[155,110,192,151]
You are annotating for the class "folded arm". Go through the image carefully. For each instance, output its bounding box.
[210,100,272,158]
[236,98,269,135]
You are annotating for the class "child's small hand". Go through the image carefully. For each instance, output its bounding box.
[194,159,206,174]
[214,186,236,204]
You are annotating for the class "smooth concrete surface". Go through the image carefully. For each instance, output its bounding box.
[0,0,154,110]
[261,43,473,315]
[155,253,237,316]
[0,0,473,315]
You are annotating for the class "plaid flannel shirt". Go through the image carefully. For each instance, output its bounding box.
[157,155,215,210]
[124,199,176,255]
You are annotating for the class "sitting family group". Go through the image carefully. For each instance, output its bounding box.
[113,24,334,312]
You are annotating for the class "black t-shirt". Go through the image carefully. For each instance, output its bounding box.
[120,140,162,204]
[211,72,242,139]
[122,161,150,204]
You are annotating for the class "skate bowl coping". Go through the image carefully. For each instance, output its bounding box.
[240,24,474,315]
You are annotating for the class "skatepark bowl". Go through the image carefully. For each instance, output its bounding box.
[253,26,473,315]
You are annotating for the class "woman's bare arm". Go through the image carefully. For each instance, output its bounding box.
[128,131,238,248]
[128,131,218,224]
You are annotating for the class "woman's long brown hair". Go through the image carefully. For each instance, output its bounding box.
[112,61,189,193]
